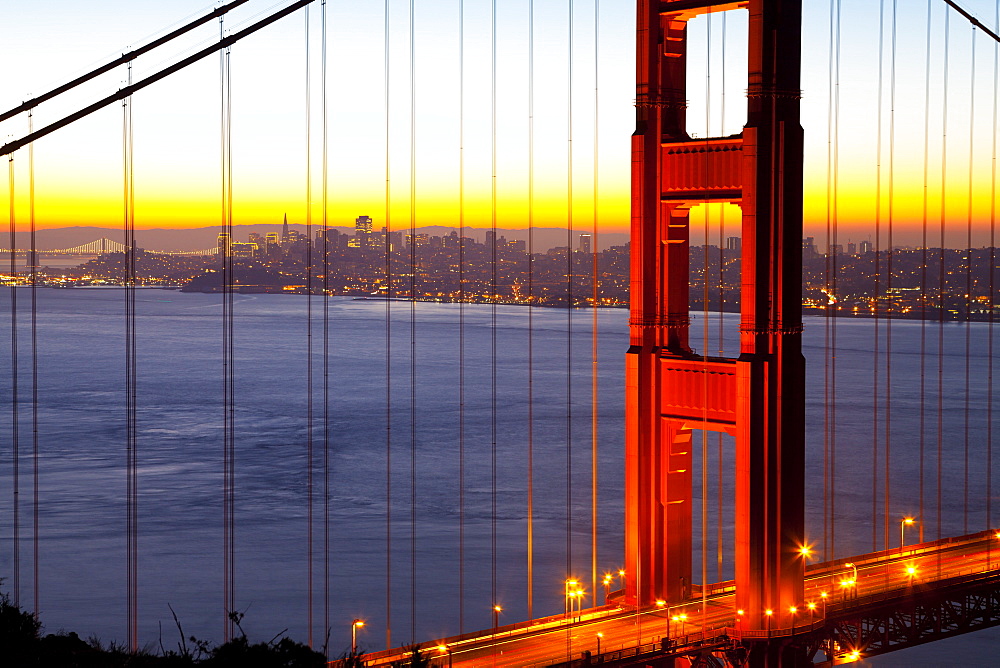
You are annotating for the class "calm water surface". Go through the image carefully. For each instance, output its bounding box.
[0,288,997,665]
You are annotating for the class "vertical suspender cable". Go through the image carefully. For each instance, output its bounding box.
[225,43,236,642]
[526,0,535,621]
[565,0,574,585]
[884,0,897,555]
[701,11,711,632]
[988,0,998,544]
[123,61,138,651]
[590,0,600,608]
[919,0,933,545]
[29,110,39,617]
[383,0,392,649]
[320,0,330,651]
[458,0,467,633]
[825,0,842,561]
[303,6,314,647]
[490,0,499,622]
[873,0,885,552]
[8,155,19,608]
[408,0,417,643]
[939,11,950,552]
[965,26,977,534]
[717,12,727,582]
[219,14,236,638]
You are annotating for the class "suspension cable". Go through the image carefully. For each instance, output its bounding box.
[526,0,535,621]
[408,0,417,643]
[383,0,392,649]
[123,61,138,652]
[29,109,40,619]
[590,0,600,609]
[964,25,976,534]
[938,10,950,559]
[872,0,885,553]
[490,0,499,629]
[565,0,574,590]
[320,0,330,653]
[303,5,314,647]
[219,13,236,638]
[988,0,998,546]
[884,0,897,555]
[458,0,467,633]
[9,153,20,609]
[920,0,933,545]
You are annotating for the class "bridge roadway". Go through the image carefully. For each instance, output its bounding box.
[351,529,1000,667]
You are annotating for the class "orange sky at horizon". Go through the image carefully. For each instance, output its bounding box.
[4,1,1000,249]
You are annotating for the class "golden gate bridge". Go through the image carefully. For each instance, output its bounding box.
[2,1,1000,666]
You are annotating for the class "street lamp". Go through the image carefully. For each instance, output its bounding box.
[900,518,916,550]
[596,632,603,655]
[765,609,773,640]
[351,619,365,654]
[564,579,579,616]
[735,609,744,641]
[602,574,613,604]
[677,612,688,637]
[493,604,502,632]
[436,644,453,668]
[905,564,917,582]
[789,606,797,636]
[807,602,816,628]
[843,562,857,600]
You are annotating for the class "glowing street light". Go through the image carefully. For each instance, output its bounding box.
[847,649,862,662]
[436,644,453,668]
[905,564,917,581]
[798,544,814,561]
[789,606,798,636]
[351,619,365,654]
[492,604,503,635]
[900,517,916,550]
[596,631,603,655]
[602,574,614,604]
[807,601,817,627]
[765,609,773,640]
[564,579,579,616]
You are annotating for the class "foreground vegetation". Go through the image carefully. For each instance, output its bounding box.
[0,589,336,667]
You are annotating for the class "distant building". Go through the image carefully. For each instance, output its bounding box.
[579,234,592,254]
[355,215,374,248]
[726,236,742,253]
[217,232,231,256]
[828,244,843,257]
[847,241,857,255]
[802,236,818,260]
[281,213,291,244]
[231,242,257,258]
[859,240,873,254]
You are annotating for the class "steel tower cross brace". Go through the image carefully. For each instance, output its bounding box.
[625,0,805,635]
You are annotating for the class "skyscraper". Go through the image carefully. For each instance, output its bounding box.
[579,233,592,254]
[281,213,291,244]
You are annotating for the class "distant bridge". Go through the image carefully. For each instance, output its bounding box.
[1,238,218,257]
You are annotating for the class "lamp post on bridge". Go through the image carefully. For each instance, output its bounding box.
[900,517,916,551]
[436,644,453,668]
[350,619,365,655]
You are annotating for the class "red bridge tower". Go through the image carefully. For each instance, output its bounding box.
[625,0,805,635]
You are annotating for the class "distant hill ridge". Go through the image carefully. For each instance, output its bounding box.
[1,225,629,253]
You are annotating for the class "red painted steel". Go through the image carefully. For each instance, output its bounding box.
[625,0,805,643]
